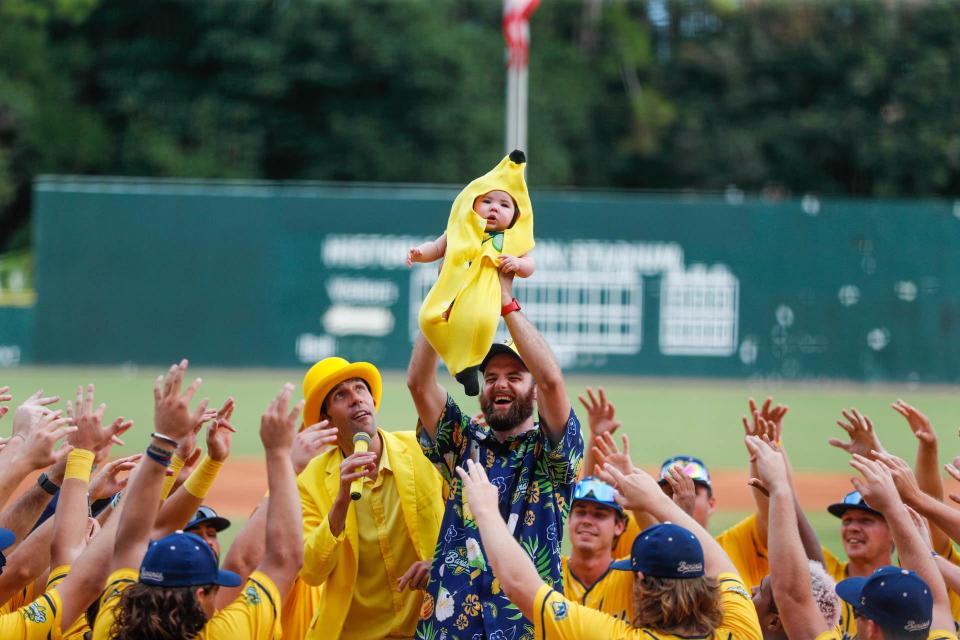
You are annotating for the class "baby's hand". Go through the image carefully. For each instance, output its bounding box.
[406,247,423,267]
[498,255,522,274]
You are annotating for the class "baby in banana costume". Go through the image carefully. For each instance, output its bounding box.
[408,150,535,396]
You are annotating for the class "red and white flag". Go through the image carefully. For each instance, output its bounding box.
[503,0,541,68]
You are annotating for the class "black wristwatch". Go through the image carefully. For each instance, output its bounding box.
[37,473,60,496]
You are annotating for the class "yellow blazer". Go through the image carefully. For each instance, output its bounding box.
[298,429,444,640]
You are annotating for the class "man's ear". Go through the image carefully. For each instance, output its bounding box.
[766,613,782,633]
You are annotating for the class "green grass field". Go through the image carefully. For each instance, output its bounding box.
[4,365,959,555]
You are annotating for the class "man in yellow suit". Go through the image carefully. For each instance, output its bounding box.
[297,357,444,640]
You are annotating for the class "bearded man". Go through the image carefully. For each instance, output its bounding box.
[406,269,584,640]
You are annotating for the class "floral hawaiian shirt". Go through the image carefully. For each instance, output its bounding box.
[415,394,583,640]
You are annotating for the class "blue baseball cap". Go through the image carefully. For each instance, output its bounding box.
[658,455,712,490]
[139,531,241,588]
[828,490,884,519]
[185,506,231,533]
[836,566,932,637]
[611,522,705,579]
[572,477,623,515]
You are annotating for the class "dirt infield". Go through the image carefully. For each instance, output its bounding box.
[207,459,850,518]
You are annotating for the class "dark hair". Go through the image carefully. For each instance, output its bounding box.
[110,582,215,640]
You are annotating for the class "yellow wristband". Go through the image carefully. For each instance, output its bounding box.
[63,449,96,483]
[159,455,185,502]
[183,456,223,499]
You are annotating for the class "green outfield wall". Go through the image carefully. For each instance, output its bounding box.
[23,176,960,381]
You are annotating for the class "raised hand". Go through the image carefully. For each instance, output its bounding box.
[872,450,924,505]
[0,386,10,420]
[592,432,636,476]
[292,420,338,474]
[663,463,697,514]
[579,387,621,440]
[88,454,141,500]
[598,463,663,513]
[153,359,207,442]
[891,400,936,445]
[12,390,59,439]
[945,457,960,504]
[849,454,901,513]
[397,560,431,591]
[67,384,128,454]
[455,459,499,520]
[259,383,302,454]
[498,254,523,274]
[206,397,236,462]
[18,409,76,470]
[406,247,423,267]
[744,435,788,495]
[743,397,788,442]
[829,409,885,459]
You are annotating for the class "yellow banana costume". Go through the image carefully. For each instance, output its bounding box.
[418,150,535,391]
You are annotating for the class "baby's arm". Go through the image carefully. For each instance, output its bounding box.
[498,252,535,278]
[407,233,447,266]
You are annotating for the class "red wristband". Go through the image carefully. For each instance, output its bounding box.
[501,298,521,316]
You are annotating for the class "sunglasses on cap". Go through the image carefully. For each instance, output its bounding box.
[658,455,712,488]
[572,477,623,513]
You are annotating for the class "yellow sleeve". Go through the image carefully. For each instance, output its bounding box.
[45,566,89,640]
[90,568,138,640]
[929,632,958,640]
[715,514,769,589]
[815,629,843,640]
[715,573,763,640]
[0,587,63,640]
[199,571,281,640]
[821,547,848,582]
[532,583,634,640]
[279,577,320,640]
[298,472,346,587]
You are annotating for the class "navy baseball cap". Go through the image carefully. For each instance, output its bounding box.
[572,477,623,515]
[185,506,231,533]
[139,531,241,588]
[611,522,705,578]
[828,490,884,519]
[479,339,526,372]
[0,528,14,552]
[836,566,932,637]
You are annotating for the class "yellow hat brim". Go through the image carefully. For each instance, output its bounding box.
[302,361,382,428]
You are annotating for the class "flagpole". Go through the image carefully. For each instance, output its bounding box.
[503,0,538,155]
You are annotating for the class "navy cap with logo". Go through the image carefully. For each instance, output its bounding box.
[479,339,526,372]
[139,531,241,588]
[836,566,932,638]
[611,522,705,579]
[185,506,231,533]
[827,490,884,519]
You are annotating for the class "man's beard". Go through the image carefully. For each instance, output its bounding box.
[480,388,535,432]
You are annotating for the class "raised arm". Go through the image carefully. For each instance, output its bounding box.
[746,435,830,639]
[457,460,544,619]
[113,360,207,571]
[253,384,304,598]
[578,388,621,477]
[851,454,953,633]
[407,233,447,266]
[406,333,448,440]
[498,270,570,436]
[0,409,75,511]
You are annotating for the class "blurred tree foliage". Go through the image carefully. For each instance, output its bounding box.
[3,0,960,249]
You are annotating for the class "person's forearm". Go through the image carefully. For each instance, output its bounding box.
[51,449,95,569]
[914,441,951,553]
[0,520,53,605]
[908,492,960,546]
[885,503,951,626]
[514,255,535,278]
[473,507,543,620]
[750,457,770,544]
[0,446,34,511]
[0,483,54,547]
[259,450,303,596]
[934,556,960,594]
[406,333,446,439]
[113,450,167,569]
[153,455,223,536]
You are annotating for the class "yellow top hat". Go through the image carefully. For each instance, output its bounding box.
[301,357,382,428]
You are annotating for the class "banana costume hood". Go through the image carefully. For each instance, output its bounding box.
[418,150,535,383]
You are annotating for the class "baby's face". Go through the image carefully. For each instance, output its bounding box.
[473,190,516,231]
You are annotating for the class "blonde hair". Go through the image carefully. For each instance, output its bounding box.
[808,560,841,628]
[631,574,722,634]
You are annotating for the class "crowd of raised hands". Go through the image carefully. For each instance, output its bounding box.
[0,360,342,639]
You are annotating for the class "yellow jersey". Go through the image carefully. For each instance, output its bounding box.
[821,547,858,640]
[534,571,761,640]
[938,541,960,625]
[614,513,768,590]
[92,568,282,640]
[44,565,88,640]
[560,556,633,622]
[280,577,320,640]
[0,586,62,640]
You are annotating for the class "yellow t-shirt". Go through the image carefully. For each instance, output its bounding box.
[533,571,761,640]
[0,586,62,640]
[339,444,422,640]
[0,580,38,615]
[938,541,960,625]
[44,565,88,640]
[92,568,282,640]
[614,513,768,590]
[280,577,321,640]
[560,556,633,622]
